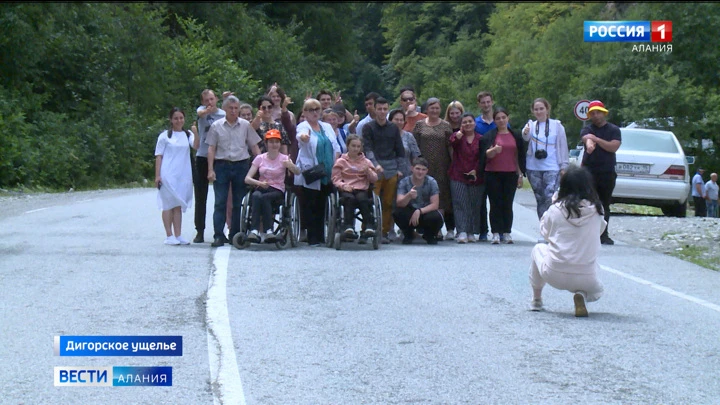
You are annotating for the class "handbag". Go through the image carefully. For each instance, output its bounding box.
[302,163,326,184]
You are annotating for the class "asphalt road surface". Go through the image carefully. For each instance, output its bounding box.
[1,187,719,404]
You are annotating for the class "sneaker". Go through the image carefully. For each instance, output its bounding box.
[358,235,368,245]
[456,232,468,244]
[491,233,500,244]
[425,235,438,245]
[193,232,204,243]
[444,230,455,241]
[574,293,588,317]
[387,229,398,241]
[344,227,356,238]
[176,236,190,245]
[478,233,488,242]
[164,236,180,245]
[362,228,376,238]
[600,235,615,245]
[503,233,513,244]
[263,231,277,242]
[530,298,544,311]
[299,229,308,243]
[248,230,261,243]
[210,238,225,247]
[467,234,477,243]
[402,236,414,245]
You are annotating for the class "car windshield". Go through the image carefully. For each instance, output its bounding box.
[619,129,679,153]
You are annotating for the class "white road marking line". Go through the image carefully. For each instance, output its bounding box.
[77,199,94,203]
[24,207,50,214]
[207,246,246,405]
[512,228,720,313]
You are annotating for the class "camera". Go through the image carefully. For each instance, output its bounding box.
[535,149,548,159]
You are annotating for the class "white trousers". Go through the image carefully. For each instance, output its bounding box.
[529,243,604,302]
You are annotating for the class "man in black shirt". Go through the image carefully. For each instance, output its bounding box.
[580,100,622,245]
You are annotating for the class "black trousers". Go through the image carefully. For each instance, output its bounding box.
[251,187,284,231]
[485,172,519,234]
[194,156,209,233]
[590,171,617,238]
[693,196,707,217]
[392,206,444,240]
[340,190,374,228]
[303,184,331,245]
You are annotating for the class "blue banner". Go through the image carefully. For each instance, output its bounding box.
[54,335,182,356]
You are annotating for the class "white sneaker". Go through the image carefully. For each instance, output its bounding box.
[530,298,543,311]
[175,236,190,245]
[456,232,468,244]
[467,234,477,243]
[491,233,500,244]
[503,233,513,244]
[444,230,455,240]
[387,229,398,241]
[164,236,180,245]
[248,229,261,243]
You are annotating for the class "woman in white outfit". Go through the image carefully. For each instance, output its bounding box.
[528,166,606,317]
[522,98,569,221]
[155,107,199,245]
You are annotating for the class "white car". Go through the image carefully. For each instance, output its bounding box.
[576,127,690,217]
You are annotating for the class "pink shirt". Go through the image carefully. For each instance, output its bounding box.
[485,132,518,173]
[252,153,289,192]
[331,152,378,191]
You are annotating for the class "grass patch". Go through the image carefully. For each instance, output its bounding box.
[611,203,663,216]
[667,245,720,271]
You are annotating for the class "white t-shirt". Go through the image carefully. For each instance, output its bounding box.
[526,120,559,171]
[705,180,719,200]
[252,153,289,192]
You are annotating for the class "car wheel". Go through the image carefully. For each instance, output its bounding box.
[662,202,687,218]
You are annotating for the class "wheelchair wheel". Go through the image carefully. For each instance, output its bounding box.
[232,232,250,249]
[372,192,382,250]
[275,227,292,250]
[324,192,336,248]
[288,192,300,248]
[239,193,251,235]
[334,232,342,251]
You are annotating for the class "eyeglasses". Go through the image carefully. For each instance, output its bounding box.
[401,97,415,102]
[305,107,321,113]
[260,105,273,110]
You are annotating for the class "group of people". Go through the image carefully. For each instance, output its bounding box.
[692,168,719,218]
[154,83,626,316]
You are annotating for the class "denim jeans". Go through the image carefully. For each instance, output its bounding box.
[706,200,718,218]
[212,159,250,239]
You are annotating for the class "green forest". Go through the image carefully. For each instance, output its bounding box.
[1,2,719,190]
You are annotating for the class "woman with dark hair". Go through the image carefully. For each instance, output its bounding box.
[448,112,485,243]
[389,109,421,180]
[481,107,526,244]
[528,165,606,317]
[154,107,199,245]
[251,95,291,155]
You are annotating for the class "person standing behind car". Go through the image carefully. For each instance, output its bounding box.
[193,89,226,243]
[522,98,569,221]
[580,100,621,245]
[704,172,719,218]
[692,167,707,217]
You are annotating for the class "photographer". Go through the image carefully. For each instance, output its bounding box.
[522,98,569,225]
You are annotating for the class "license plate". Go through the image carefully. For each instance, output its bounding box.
[616,163,651,174]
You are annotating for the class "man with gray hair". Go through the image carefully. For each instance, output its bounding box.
[206,95,262,247]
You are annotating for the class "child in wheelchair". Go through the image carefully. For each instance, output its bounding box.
[244,129,300,243]
[331,134,378,240]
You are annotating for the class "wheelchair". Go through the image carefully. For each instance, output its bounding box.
[231,187,300,250]
[327,185,383,250]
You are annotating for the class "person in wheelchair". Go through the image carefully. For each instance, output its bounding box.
[244,129,300,243]
[331,134,379,240]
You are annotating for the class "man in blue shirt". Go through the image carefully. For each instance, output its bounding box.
[692,167,707,217]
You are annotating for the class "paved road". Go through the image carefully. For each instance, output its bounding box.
[1,187,719,404]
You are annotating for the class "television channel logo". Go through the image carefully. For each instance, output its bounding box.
[584,21,672,42]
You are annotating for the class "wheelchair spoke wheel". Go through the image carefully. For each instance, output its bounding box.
[289,192,300,247]
[372,192,382,250]
[239,193,250,234]
[325,192,336,248]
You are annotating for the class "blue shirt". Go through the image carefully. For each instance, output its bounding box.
[196,106,226,157]
[475,116,511,135]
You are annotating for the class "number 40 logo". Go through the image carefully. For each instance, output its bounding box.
[651,21,672,42]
